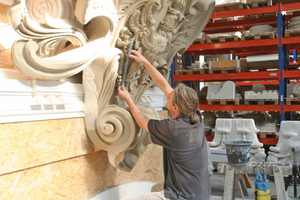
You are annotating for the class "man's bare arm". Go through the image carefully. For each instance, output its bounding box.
[130,50,173,96]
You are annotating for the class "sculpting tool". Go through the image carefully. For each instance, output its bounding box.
[124,74,141,85]
[121,41,141,86]
[122,41,134,86]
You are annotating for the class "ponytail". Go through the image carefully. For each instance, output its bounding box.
[173,84,200,124]
[189,113,200,125]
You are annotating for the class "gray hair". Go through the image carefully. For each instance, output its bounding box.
[173,83,200,124]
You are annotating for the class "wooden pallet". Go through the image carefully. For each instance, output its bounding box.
[175,68,208,75]
[257,132,279,139]
[285,98,300,105]
[206,35,239,43]
[285,29,300,38]
[207,99,239,105]
[209,67,246,74]
[244,99,279,105]
[241,32,275,41]
[192,38,206,44]
[237,12,276,20]
[212,17,234,23]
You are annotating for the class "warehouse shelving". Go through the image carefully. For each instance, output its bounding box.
[281,3,300,114]
[172,2,300,145]
[174,2,300,113]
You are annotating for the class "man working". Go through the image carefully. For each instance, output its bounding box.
[118,50,210,200]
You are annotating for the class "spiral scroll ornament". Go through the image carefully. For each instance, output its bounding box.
[91,105,140,152]
[26,0,76,23]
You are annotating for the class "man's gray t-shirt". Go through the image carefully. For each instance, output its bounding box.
[148,110,210,200]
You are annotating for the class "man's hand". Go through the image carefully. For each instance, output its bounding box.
[129,50,147,63]
[129,49,173,96]
[117,84,150,132]
[118,85,131,102]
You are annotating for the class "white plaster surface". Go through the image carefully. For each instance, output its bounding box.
[244,90,278,100]
[206,84,221,99]
[267,121,300,164]
[0,78,84,123]
[248,24,275,34]
[138,87,166,111]
[206,81,235,100]
[256,123,277,133]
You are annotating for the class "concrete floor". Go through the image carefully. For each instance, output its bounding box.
[209,172,300,200]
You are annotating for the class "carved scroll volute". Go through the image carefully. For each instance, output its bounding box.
[85,105,139,152]
[107,105,160,172]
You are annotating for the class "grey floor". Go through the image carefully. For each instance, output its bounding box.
[209,172,300,200]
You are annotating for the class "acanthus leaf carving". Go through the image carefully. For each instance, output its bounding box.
[8,0,215,171]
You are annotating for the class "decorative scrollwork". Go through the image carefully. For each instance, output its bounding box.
[25,0,76,23]
[107,105,160,171]
[8,0,216,172]
[87,105,139,152]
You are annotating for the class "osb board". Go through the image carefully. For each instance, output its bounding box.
[0,4,14,70]
[0,3,10,24]
[210,59,246,69]
[0,44,14,69]
[0,145,163,200]
[114,144,164,185]
[0,118,95,176]
[0,151,116,200]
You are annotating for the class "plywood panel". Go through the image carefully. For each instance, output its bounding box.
[0,3,9,24]
[0,146,163,200]
[0,118,94,175]
[0,151,116,200]
[114,144,164,185]
[0,4,14,70]
[0,44,14,69]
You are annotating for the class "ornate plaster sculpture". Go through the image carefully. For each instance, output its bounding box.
[209,118,266,162]
[8,0,215,171]
[267,121,300,163]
